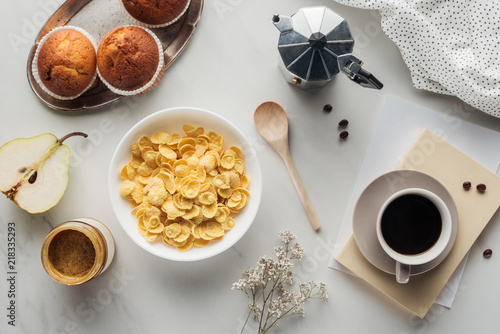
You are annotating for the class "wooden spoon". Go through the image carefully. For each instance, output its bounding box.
[254,101,321,231]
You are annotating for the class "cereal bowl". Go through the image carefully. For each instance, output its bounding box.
[108,107,262,261]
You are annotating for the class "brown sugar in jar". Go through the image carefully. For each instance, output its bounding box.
[41,218,115,285]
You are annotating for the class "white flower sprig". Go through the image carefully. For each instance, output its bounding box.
[232,230,328,333]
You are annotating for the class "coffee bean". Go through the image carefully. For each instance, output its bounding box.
[323,104,333,112]
[338,119,349,127]
[463,181,471,190]
[477,183,487,193]
[339,130,349,139]
[483,249,492,258]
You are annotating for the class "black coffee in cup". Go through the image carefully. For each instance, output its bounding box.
[381,194,442,255]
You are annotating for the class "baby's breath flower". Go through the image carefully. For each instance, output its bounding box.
[278,230,296,245]
[233,231,329,334]
[274,245,286,261]
[290,243,304,260]
[318,282,329,302]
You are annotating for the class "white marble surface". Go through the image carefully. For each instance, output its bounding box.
[1,0,500,333]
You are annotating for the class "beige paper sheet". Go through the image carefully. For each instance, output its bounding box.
[336,129,500,318]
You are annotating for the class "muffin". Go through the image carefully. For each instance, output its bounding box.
[32,26,97,100]
[96,26,165,96]
[120,0,191,28]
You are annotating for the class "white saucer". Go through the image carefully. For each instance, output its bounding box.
[352,170,459,276]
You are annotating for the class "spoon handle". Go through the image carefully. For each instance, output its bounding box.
[280,150,321,231]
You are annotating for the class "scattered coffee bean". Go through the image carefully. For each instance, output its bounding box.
[462,181,471,190]
[483,249,492,258]
[477,183,487,193]
[323,104,333,112]
[338,119,349,127]
[339,130,349,139]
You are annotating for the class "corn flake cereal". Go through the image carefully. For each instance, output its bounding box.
[119,125,250,252]
[151,130,172,144]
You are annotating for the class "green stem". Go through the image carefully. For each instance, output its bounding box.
[241,288,258,334]
[260,244,295,332]
[258,284,269,333]
[262,287,275,331]
[240,307,253,334]
[263,304,297,332]
[259,277,281,332]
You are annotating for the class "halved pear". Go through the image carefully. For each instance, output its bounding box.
[0,132,87,213]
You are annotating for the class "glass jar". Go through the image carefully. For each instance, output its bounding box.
[41,218,115,285]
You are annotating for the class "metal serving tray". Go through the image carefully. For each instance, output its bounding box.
[27,0,203,111]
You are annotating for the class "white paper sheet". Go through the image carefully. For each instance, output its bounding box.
[328,95,500,308]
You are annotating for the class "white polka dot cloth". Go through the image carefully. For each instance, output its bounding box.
[333,0,500,117]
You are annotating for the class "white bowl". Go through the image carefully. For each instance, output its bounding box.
[108,107,262,261]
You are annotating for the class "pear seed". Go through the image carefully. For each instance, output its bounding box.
[29,171,38,184]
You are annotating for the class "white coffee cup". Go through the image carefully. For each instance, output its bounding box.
[376,188,452,284]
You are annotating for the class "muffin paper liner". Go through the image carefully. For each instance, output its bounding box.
[32,26,98,101]
[118,0,191,29]
[96,26,165,96]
